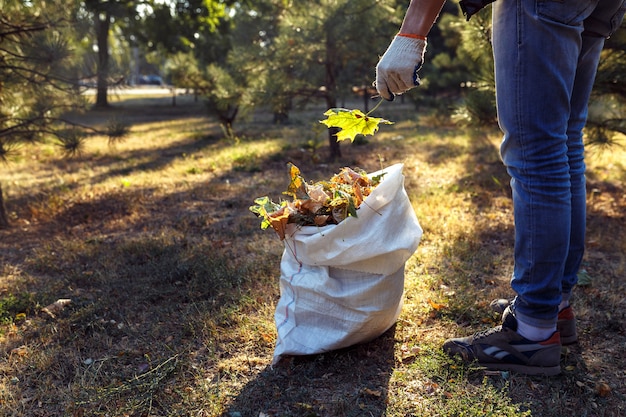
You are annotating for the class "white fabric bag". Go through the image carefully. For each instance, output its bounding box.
[273,163,422,363]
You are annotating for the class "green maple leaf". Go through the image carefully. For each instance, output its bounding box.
[249,196,283,230]
[320,108,393,142]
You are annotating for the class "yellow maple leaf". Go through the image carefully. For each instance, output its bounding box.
[320,108,393,142]
[284,162,307,199]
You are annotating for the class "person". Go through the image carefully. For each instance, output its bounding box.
[375,0,626,376]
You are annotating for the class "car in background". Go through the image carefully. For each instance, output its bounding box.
[137,74,164,86]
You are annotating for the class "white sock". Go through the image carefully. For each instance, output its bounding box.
[558,292,571,312]
[516,319,556,342]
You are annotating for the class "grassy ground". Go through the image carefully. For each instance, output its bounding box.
[0,94,625,416]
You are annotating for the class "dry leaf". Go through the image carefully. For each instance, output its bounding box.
[595,382,611,397]
[250,164,385,237]
[526,380,539,390]
[259,332,274,343]
[427,299,446,310]
[266,205,291,240]
[42,298,72,318]
[10,345,28,357]
[363,388,382,397]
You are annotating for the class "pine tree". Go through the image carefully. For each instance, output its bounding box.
[0,0,125,228]
[227,0,402,160]
[585,22,626,147]
[447,13,625,139]
[437,9,497,126]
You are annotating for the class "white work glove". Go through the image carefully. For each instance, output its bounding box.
[375,35,427,101]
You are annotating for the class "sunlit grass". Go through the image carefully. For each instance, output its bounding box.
[1,116,287,227]
[586,136,626,182]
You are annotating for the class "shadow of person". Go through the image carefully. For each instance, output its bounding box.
[223,324,398,417]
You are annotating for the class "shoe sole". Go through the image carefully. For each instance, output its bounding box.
[560,334,578,345]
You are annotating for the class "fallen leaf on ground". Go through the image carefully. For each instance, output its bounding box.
[363,388,382,397]
[427,299,446,310]
[42,298,72,318]
[596,382,611,397]
[10,345,28,357]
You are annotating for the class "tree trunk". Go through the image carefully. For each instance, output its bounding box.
[325,92,341,160]
[325,33,341,161]
[324,78,341,160]
[94,11,111,108]
[0,184,10,229]
[327,127,341,161]
[0,87,6,225]
[362,86,370,113]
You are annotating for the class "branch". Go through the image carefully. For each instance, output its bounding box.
[0,113,102,141]
[0,25,49,39]
[1,63,86,92]
[0,14,69,40]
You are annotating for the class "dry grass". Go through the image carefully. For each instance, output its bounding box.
[0,94,625,416]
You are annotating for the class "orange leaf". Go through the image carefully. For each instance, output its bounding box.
[352,183,364,207]
[267,206,291,240]
[427,299,446,310]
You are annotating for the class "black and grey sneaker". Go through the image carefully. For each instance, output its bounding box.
[443,308,562,376]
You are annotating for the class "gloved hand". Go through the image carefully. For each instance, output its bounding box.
[375,35,427,101]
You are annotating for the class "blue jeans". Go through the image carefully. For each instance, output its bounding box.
[492,0,625,327]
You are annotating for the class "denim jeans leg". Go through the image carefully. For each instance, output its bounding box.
[492,0,604,326]
[562,33,606,295]
[562,0,626,293]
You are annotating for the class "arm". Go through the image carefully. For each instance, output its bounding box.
[399,0,447,37]
[375,0,447,100]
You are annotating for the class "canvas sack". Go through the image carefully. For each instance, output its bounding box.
[273,163,422,363]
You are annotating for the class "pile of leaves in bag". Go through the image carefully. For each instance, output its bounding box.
[250,163,385,240]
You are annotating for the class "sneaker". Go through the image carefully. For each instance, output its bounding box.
[490,298,578,345]
[556,306,578,345]
[443,308,562,376]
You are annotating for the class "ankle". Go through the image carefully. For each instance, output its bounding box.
[516,318,556,342]
[558,292,571,312]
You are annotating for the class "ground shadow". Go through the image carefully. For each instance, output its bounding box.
[223,326,398,417]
